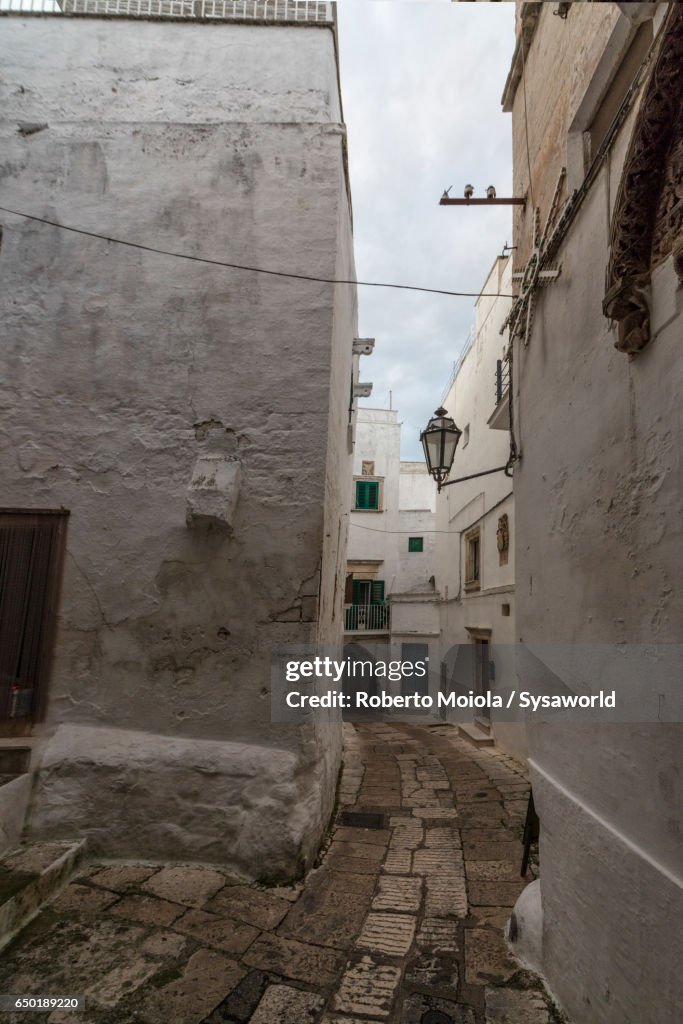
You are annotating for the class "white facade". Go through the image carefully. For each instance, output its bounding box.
[0,6,364,876]
[433,256,522,756]
[504,4,683,1020]
[345,409,439,666]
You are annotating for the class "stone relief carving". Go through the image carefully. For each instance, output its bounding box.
[497,514,509,567]
[603,5,683,354]
[651,106,683,272]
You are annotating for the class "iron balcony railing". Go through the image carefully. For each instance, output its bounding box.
[344,603,390,633]
[0,0,334,22]
[495,355,511,406]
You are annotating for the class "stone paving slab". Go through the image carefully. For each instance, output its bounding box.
[357,911,417,957]
[466,859,525,881]
[172,908,259,954]
[404,951,460,995]
[468,881,526,907]
[463,841,523,861]
[243,932,343,987]
[333,826,391,846]
[87,863,158,890]
[326,841,385,863]
[464,928,521,986]
[50,882,119,915]
[142,866,226,907]
[205,886,291,931]
[110,893,186,927]
[401,992,476,1024]
[485,986,551,1023]
[332,955,402,1018]
[140,948,245,1024]
[382,849,412,873]
[371,875,422,913]
[278,883,370,950]
[249,983,324,1024]
[416,916,460,954]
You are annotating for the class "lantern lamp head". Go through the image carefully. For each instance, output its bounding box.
[420,407,462,490]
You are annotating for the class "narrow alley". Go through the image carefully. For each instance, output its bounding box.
[0,724,560,1024]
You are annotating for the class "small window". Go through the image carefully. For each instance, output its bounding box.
[465,528,481,591]
[0,509,68,724]
[408,537,423,552]
[355,479,379,510]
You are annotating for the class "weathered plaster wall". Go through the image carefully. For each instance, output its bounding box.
[0,16,354,872]
[347,411,437,596]
[507,5,683,1018]
[347,408,401,584]
[506,1,621,267]
[434,257,519,753]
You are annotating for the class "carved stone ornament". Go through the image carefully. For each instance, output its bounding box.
[497,514,509,566]
[603,5,683,355]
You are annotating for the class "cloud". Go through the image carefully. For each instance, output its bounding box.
[337,0,516,457]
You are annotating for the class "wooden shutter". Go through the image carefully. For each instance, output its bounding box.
[355,480,379,510]
[370,580,385,604]
[0,510,68,725]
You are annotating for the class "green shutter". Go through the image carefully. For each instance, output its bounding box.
[370,580,385,604]
[408,537,424,552]
[355,480,379,510]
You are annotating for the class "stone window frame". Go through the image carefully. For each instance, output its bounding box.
[353,476,384,512]
[464,527,481,593]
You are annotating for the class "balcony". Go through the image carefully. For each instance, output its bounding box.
[344,603,390,634]
[487,355,511,431]
[0,0,334,24]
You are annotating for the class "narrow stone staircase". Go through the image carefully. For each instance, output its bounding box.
[0,839,86,952]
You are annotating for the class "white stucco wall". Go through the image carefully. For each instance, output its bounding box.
[0,14,355,874]
[347,410,437,595]
[433,257,521,755]
[507,4,683,1019]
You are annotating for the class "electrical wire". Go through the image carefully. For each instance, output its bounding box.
[349,491,513,535]
[0,205,516,301]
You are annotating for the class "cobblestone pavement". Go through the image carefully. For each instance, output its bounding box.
[0,723,566,1024]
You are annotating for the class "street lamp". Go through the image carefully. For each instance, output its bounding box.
[420,407,462,489]
[421,407,511,491]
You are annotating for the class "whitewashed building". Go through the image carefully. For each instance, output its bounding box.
[0,1,366,878]
[344,408,439,674]
[432,256,522,756]
[503,3,683,1020]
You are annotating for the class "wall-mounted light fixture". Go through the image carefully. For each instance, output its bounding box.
[420,407,511,492]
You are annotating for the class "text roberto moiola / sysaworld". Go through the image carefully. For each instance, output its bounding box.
[282,657,616,711]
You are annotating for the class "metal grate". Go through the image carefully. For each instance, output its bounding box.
[0,0,334,22]
[338,810,386,830]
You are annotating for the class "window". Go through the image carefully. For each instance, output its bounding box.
[465,528,481,591]
[408,537,424,553]
[0,510,68,726]
[355,479,380,511]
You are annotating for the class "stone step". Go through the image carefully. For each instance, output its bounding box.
[0,747,31,775]
[0,840,86,952]
[458,723,496,748]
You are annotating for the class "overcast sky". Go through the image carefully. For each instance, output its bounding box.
[336,0,516,459]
